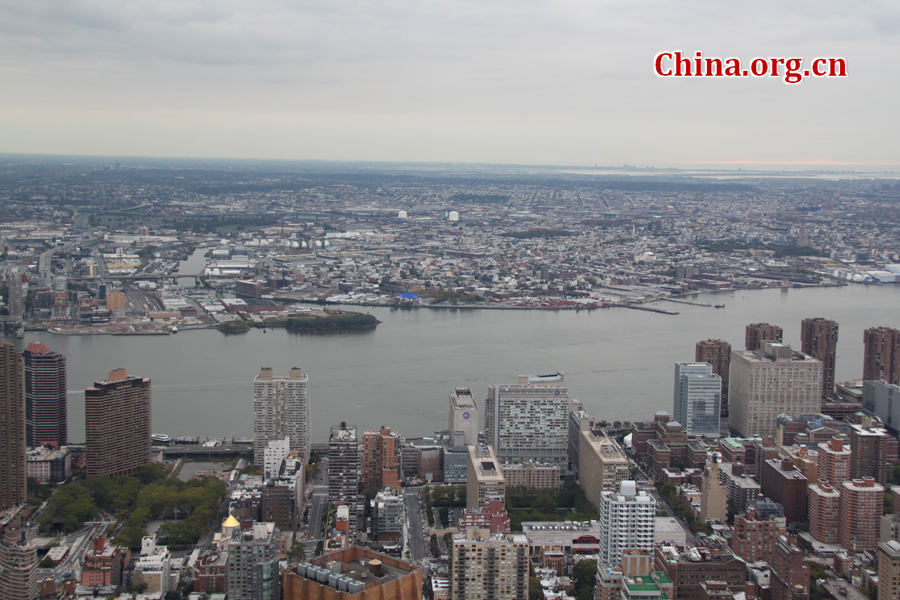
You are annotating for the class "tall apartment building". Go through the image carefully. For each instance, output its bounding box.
[761,458,808,525]
[253,367,309,467]
[23,342,67,448]
[226,522,280,600]
[0,536,38,600]
[598,481,655,567]
[673,362,722,436]
[879,540,900,600]
[0,342,26,512]
[449,388,479,447]
[485,373,569,466]
[362,427,401,490]
[449,529,528,600]
[700,457,727,522]
[769,536,810,600]
[85,368,151,478]
[696,339,731,416]
[746,323,783,351]
[849,419,898,485]
[654,544,746,600]
[839,477,884,553]
[808,480,841,544]
[579,428,629,511]
[328,422,361,537]
[817,436,851,487]
[729,342,823,438]
[6,270,24,325]
[864,326,900,386]
[568,406,595,472]
[863,380,900,436]
[730,501,784,563]
[801,317,839,399]
[81,535,130,587]
[467,444,505,509]
[372,487,404,543]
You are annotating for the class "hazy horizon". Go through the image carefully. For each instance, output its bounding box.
[2,0,897,167]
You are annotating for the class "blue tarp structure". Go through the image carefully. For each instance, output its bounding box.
[398,292,419,300]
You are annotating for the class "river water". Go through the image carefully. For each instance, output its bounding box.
[6,284,900,445]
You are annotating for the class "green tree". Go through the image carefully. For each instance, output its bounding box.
[288,542,306,562]
[529,576,546,600]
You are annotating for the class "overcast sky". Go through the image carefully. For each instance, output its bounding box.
[1,0,897,168]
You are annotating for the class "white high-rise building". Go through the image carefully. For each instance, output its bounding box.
[597,481,656,567]
[485,373,569,466]
[449,387,479,447]
[263,437,290,479]
[730,342,823,438]
[673,362,722,437]
[253,367,309,467]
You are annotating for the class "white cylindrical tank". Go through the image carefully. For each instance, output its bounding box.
[448,211,459,221]
[398,210,408,219]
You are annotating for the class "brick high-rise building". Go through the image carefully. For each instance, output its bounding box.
[85,368,151,478]
[818,436,852,487]
[654,544,747,600]
[878,540,900,600]
[1,342,26,512]
[730,342,823,438]
[467,444,505,509]
[761,458,808,525]
[362,427,401,491]
[769,536,809,600]
[808,480,841,544]
[746,323,783,351]
[0,535,38,600]
[253,367,309,467]
[801,317,839,399]
[730,501,784,563]
[864,326,900,386]
[81,536,130,587]
[579,428,630,511]
[23,341,67,448]
[850,419,898,486]
[839,477,884,553]
[696,339,732,416]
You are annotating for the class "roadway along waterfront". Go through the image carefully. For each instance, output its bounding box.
[4,284,899,444]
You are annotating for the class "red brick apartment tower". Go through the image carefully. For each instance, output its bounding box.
[839,477,884,553]
[746,323,783,351]
[85,368,151,478]
[696,339,731,416]
[817,436,851,488]
[801,318,839,399]
[864,327,900,385]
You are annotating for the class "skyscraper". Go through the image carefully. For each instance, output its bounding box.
[226,522,280,600]
[85,368,151,478]
[864,326,900,386]
[801,317,839,399]
[745,323,783,351]
[6,270,24,326]
[23,342,67,448]
[253,367,309,467]
[729,342,823,438]
[849,419,898,486]
[485,373,569,465]
[0,342,26,512]
[0,536,38,600]
[878,541,900,600]
[673,362,722,436]
[450,529,528,600]
[696,339,731,416]
[839,477,883,553]
[449,387,478,447]
[817,436,851,487]
[361,426,400,490]
[328,422,361,535]
[597,481,655,567]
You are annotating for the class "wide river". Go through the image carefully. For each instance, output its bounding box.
[5,284,900,445]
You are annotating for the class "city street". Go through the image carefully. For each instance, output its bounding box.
[404,488,427,563]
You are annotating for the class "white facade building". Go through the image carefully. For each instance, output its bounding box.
[263,437,290,480]
[485,373,569,466]
[597,481,656,567]
[449,387,479,447]
[729,342,823,438]
[133,535,171,595]
[253,367,309,467]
